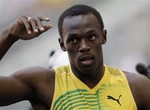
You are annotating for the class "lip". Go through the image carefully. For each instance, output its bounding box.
[79,54,95,66]
[79,54,94,61]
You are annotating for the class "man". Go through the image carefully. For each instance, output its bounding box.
[0,4,150,110]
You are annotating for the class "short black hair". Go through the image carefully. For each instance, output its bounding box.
[58,4,104,37]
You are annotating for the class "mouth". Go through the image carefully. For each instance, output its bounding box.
[79,55,94,66]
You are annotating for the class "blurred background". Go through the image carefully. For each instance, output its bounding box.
[0,0,150,109]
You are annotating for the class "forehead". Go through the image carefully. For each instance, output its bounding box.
[62,13,101,34]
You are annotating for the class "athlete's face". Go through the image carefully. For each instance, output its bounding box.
[59,13,107,74]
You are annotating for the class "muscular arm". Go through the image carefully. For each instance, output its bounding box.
[125,72,150,110]
[0,66,55,109]
[0,67,39,106]
[0,15,54,109]
[0,72,32,105]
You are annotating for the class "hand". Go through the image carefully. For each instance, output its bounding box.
[8,15,53,40]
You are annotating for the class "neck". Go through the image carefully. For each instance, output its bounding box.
[71,64,105,89]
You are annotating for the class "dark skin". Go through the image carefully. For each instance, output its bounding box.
[60,14,106,88]
[0,13,150,110]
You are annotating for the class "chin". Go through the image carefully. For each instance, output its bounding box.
[78,65,96,74]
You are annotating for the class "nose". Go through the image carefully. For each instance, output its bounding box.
[79,40,90,52]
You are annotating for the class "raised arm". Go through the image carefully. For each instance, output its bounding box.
[0,16,54,108]
[0,15,52,60]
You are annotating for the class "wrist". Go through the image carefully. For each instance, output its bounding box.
[3,28,19,42]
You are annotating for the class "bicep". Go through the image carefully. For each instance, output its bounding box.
[0,76,32,106]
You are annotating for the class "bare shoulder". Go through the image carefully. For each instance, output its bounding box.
[0,66,55,107]
[12,66,55,80]
[124,71,150,86]
[12,66,56,107]
[123,71,150,110]
[12,66,55,83]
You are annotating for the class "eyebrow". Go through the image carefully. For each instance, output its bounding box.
[86,29,99,36]
[87,30,96,34]
[66,33,78,42]
[68,33,78,37]
[67,33,80,40]
[67,28,98,38]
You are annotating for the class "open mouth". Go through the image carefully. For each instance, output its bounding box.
[80,55,94,66]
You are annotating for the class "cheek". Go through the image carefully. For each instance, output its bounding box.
[65,42,79,53]
[68,51,78,65]
[93,43,103,54]
[68,49,77,58]
[67,47,78,61]
[92,41,102,49]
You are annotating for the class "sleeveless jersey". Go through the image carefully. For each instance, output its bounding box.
[50,65,137,110]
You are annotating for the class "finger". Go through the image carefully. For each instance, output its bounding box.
[29,18,39,33]
[36,17,52,31]
[39,16,50,21]
[35,17,45,31]
[20,16,32,34]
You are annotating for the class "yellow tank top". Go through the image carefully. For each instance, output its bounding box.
[50,65,137,110]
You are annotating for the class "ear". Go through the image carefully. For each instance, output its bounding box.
[102,29,107,44]
[58,38,66,51]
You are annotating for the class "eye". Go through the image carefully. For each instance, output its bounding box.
[70,38,77,44]
[88,35,96,41]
